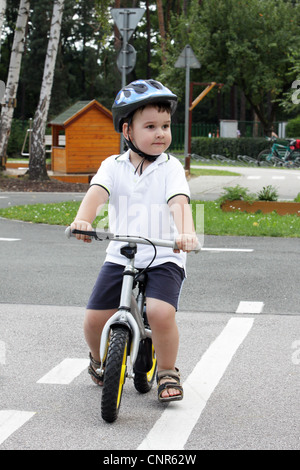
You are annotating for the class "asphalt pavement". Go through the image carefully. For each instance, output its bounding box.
[188,165,300,201]
[1,165,300,450]
[1,165,300,208]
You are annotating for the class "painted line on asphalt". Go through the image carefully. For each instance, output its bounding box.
[0,341,5,365]
[202,247,253,252]
[37,358,89,384]
[0,410,36,446]
[236,301,264,314]
[137,317,254,450]
[0,238,21,242]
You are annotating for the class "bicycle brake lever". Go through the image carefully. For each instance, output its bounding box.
[65,227,114,240]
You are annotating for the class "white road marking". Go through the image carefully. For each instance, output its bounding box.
[0,410,35,446]
[236,301,264,314]
[202,248,253,252]
[0,238,21,242]
[247,175,261,180]
[37,358,89,384]
[0,341,5,365]
[272,176,285,180]
[137,317,254,450]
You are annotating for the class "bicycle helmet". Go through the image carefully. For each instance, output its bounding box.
[112,79,177,160]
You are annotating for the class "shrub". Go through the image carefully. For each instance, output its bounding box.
[191,137,267,160]
[218,184,281,204]
[217,185,256,204]
[257,185,278,201]
[286,116,300,138]
[294,193,300,202]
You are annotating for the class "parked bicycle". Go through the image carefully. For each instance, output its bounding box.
[65,227,200,423]
[257,137,300,168]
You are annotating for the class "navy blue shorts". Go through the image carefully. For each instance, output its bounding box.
[87,262,185,311]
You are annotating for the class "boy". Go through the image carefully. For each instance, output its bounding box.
[71,79,199,402]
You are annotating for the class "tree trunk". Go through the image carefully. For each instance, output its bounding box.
[0,0,7,32]
[28,0,64,181]
[145,0,151,78]
[156,0,166,64]
[0,0,29,168]
[0,0,7,132]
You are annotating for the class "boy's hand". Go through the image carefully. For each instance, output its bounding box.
[70,220,93,243]
[174,233,200,253]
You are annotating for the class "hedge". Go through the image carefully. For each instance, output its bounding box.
[191,137,273,160]
[286,116,300,138]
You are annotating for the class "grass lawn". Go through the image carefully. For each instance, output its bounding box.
[0,199,299,238]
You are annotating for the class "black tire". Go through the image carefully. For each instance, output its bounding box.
[101,326,130,423]
[287,150,300,167]
[257,149,273,166]
[134,342,157,394]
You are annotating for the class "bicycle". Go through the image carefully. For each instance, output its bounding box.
[65,227,200,423]
[257,137,300,168]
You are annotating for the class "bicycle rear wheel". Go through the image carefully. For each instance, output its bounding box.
[101,326,130,423]
[288,150,300,167]
[134,340,157,393]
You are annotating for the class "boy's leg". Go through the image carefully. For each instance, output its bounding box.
[84,308,117,362]
[146,297,181,399]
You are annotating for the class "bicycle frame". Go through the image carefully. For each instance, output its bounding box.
[65,228,192,376]
[266,138,296,161]
[98,235,183,376]
[66,227,200,421]
[99,242,150,376]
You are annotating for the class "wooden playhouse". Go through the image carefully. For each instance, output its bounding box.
[49,99,120,182]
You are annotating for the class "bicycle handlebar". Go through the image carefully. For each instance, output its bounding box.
[65,227,201,253]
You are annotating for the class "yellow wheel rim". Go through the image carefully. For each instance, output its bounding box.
[146,345,157,382]
[117,343,127,408]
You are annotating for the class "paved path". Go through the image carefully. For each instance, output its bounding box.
[189,165,300,201]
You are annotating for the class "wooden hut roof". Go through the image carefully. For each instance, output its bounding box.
[49,99,113,127]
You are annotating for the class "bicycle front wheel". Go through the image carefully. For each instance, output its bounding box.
[257,149,273,166]
[101,326,130,423]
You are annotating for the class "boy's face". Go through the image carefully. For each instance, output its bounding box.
[124,105,172,157]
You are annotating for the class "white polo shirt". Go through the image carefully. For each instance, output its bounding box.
[90,151,190,269]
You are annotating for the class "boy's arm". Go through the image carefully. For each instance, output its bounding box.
[71,185,109,242]
[168,195,199,252]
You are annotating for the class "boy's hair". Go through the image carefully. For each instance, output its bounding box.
[124,101,172,127]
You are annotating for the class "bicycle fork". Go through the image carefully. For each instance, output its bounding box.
[98,244,150,377]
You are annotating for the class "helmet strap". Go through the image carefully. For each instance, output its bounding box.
[124,137,159,162]
[124,115,160,161]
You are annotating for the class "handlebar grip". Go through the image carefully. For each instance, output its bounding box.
[65,226,73,238]
[65,227,114,240]
[65,227,95,238]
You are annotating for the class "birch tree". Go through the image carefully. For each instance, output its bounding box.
[28,0,64,180]
[0,0,29,165]
[0,0,7,33]
[0,0,6,116]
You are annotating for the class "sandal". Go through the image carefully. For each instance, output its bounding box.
[88,352,104,386]
[157,368,183,402]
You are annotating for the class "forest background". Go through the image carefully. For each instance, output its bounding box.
[1,0,300,162]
